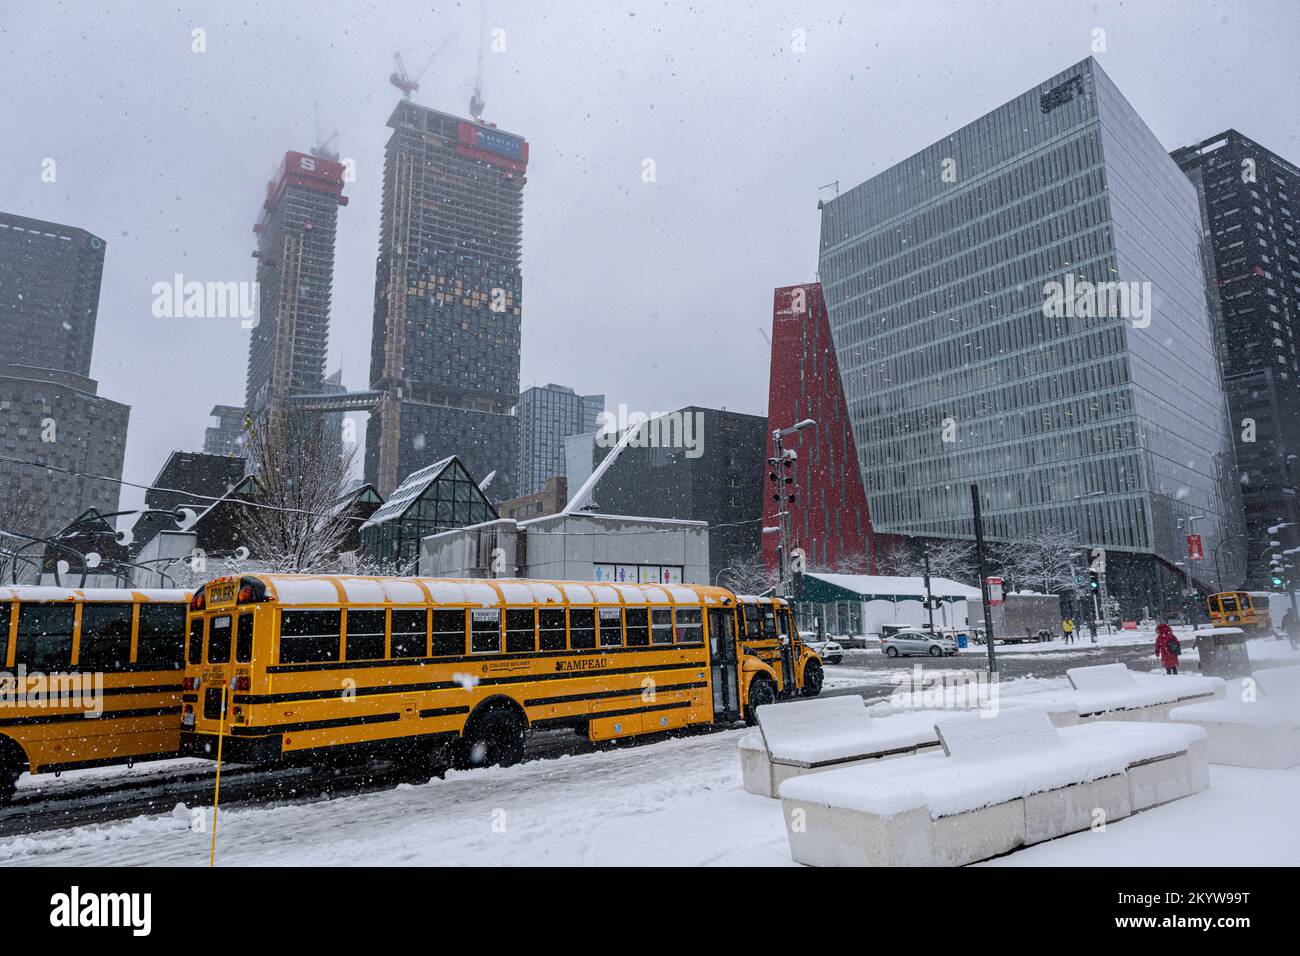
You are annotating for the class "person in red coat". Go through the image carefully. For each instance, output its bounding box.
[1154,622,1181,675]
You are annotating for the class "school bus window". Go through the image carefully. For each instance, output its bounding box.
[208,614,233,664]
[650,608,673,645]
[625,607,649,647]
[78,603,133,669]
[761,606,776,636]
[139,604,185,668]
[741,606,762,641]
[538,607,566,651]
[15,604,74,670]
[430,609,466,656]
[346,609,386,661]
[570,607,596,649]
[187,617,203,665]
[471,610,501,653]
[235,613,255,663]
[1221,595,1238,612]
[675,607,703,644]
[505,608,536,653]
[279,609,341,664]
[391,609,428,658]
[598,607,623,646]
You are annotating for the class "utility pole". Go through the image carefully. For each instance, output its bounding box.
[971,483,998,675]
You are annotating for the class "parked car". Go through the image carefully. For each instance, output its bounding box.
[799,634,844,664]
[880,629,958,658]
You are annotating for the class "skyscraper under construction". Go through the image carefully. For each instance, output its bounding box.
[246,150,349,418]
[365,99,527,499]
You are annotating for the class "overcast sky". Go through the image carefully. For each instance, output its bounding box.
[2,0,1297,516]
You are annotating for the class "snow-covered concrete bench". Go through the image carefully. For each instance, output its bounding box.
[1007,663,1223,724]
[779,706,1207,867]
[738,696,941,798]
[1169,664,1300,769]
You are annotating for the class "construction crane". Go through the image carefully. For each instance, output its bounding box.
[469,11,487,120]
[389,37,454,100]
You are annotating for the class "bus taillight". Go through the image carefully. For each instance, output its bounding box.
[234,675,250,691]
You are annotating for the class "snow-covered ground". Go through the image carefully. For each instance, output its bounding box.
[4,717,1297,867]
[985,765,1300,867]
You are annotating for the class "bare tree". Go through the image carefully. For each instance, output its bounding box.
[872,536,977,585]
[925,539,978,584]
[237,412,358,573]
[874,536,922,577]
[0,474,52,583]
[807,549,871,576]
[995,527,1083,597]
[720,552,779,595]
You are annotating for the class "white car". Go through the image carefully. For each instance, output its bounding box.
[799,635,843,664]
[880,630,958,658]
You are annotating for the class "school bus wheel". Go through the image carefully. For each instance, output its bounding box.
[457,704,527,769]
[802,659,824,697]
[745,674,777,725]
[0,737,28,804]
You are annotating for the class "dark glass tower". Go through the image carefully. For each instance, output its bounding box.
[366,99,527,500]
[0,212,105,377]
[1173,130,1300,586]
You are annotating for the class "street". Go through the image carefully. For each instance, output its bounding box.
[820,638,1166,701]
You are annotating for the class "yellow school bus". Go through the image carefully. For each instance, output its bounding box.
[0,585,191,802]
[735,594,823,699]
[1206,591,1268,632]
[179,574,821,772]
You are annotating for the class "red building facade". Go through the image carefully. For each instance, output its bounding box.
[764,283,877,574]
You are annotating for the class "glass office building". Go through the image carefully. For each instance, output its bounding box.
[819,57,1244,594]
[515,383,604,496]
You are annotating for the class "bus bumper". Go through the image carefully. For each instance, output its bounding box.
[180,730,282,765]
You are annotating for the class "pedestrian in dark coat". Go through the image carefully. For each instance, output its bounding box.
[1155,622,1180,675]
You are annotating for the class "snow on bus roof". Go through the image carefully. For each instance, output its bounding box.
[253,575,725,607]
[0,585,191,603]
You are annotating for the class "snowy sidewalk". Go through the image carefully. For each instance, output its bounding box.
[2,721,1298,866]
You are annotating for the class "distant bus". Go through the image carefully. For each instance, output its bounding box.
[1206,591,1269,632]
[0,585,191,802]
[179,575,821,773]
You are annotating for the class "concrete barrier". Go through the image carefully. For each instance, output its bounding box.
[739,696,941,798]
[779,707,1207,867]
[1169,664,1300,768]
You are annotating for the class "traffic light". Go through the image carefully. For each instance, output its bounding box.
[1088,571,1099,592]
[1272,573,1285,588]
